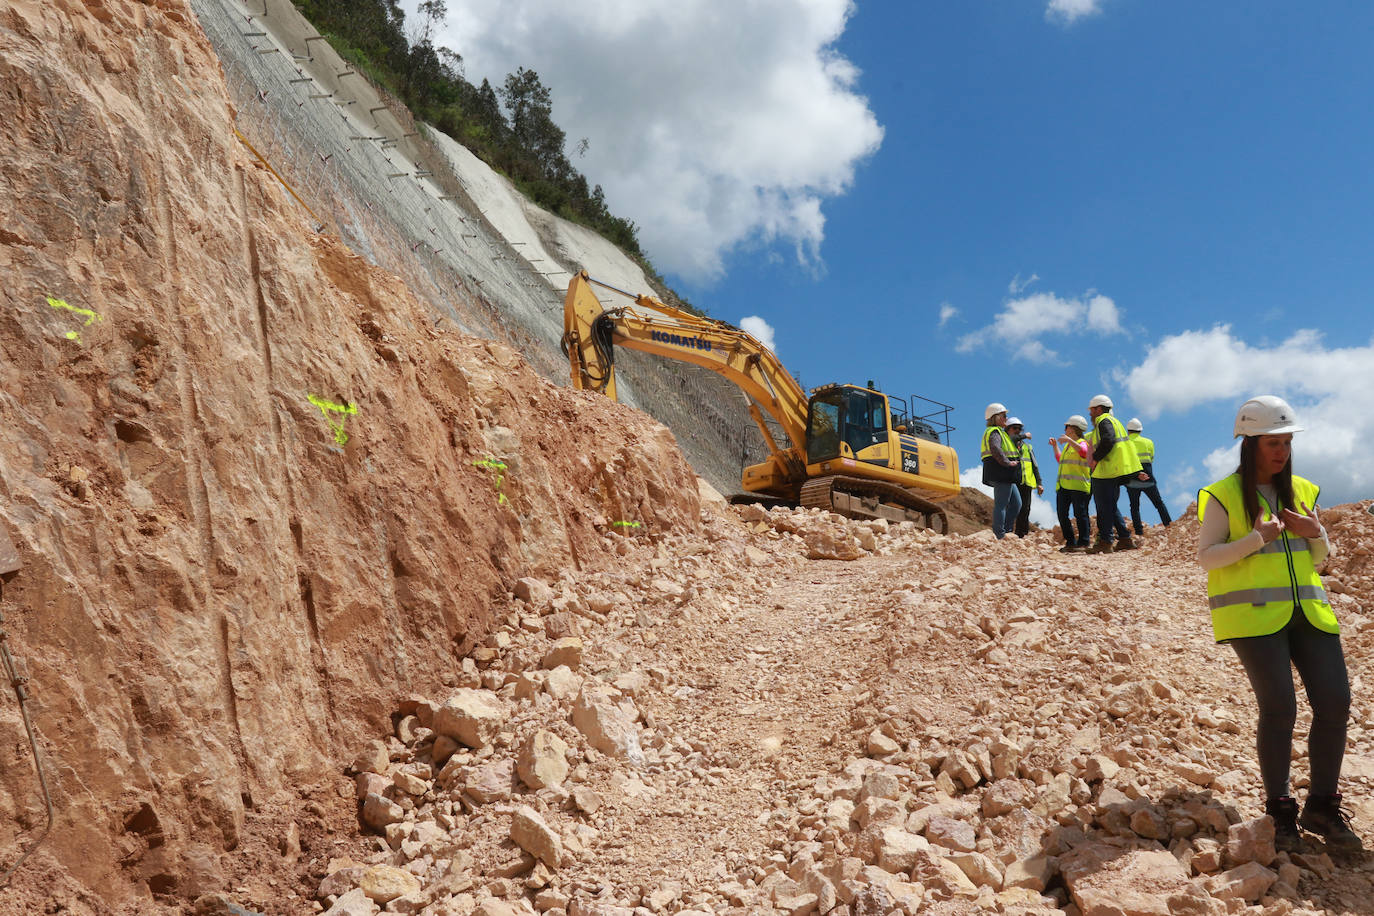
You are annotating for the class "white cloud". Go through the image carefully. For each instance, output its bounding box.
[1085,295,1122,334]
[938,303,959,328]
[418,0,883,281]
[1046,0,1103,25]
[1015,339,1058,364]
[958,287,1124,364]
[1120,325,1374,505]
[1008,272,1039,294]
[739,315,777,354]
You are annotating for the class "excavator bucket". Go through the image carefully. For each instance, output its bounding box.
[562,272,617,399]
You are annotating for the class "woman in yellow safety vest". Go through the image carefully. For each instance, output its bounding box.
[1050,415,1092,552]
[1196,395,1357,853]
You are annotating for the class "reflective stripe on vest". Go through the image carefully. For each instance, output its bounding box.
[1090,413,1144,479]
[1018,441,1036,487]
[1197,473,1337,642]
[1129,433,1155,464]
[981,426,1015,461]
[1057,440,1091,493]
[1207,584,1329,611]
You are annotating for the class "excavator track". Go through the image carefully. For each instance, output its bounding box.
[799,475,949,534]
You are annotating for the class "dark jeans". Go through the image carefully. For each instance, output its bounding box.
[1127,484,1172,534]
[1229,612,1350,799]
[1014,484,1033,537]
[1090,476,1130,544]
[1056,488,1091,546]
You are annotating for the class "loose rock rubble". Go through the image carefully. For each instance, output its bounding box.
[297,499,1374,916]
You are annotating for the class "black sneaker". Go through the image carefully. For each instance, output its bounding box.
[1085,541,1113,555]
[1059,544,1081,554]
[1300,792,1363,852]
[1266,796,1305,853]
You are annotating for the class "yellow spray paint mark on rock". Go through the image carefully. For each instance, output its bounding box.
[612,521,641,529]
[473,458,509,505]
[47,296,103,342]
[307,394,358,446]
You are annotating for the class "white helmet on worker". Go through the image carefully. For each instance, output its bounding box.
[1234,395,1304,438]
[985,402,1007,421]
[1089,394,1113,409]
[1126,418,1143,432]
[1005,416,1023,428]
[1065,415,1089,432]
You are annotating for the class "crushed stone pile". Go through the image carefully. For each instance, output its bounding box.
[202,502,1372,916]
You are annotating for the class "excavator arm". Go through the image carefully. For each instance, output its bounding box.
[563,271,810,459]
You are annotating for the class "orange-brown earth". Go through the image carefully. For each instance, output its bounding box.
[2,2,1373,916]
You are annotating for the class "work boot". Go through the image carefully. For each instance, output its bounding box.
[1115,536,1138,551]
[1265,796,1305,853]
[1300,793,1363,852]
[1085,540,1113,555]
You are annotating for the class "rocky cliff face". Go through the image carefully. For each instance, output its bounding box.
[0,0,700,905]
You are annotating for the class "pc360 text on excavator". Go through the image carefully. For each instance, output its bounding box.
[562,272,961,532]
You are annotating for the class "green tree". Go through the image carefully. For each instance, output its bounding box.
[499,68,568,180]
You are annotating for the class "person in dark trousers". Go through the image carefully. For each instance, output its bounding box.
[1084,394,1141,554]
[980,403,1021,540]
[1050,415,1092,552]
[1198,395,1359,854]
[1125,417,1173,534]
[1006,418,1042,538]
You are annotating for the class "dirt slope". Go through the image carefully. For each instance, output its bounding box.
[0,0,700,907]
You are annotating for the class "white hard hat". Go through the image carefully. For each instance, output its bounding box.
[1089,394,1113,409]
[1005,416,1023,427]
[985,402,1007,420]
[1126,417,1143,432]
[1234,395,1304,438]
[1065,415,1089,431]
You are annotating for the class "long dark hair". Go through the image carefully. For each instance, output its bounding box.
[1237,436,1295,526]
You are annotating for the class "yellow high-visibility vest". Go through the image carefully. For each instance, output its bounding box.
[1017,440,1037,487]
[1197,472,1336,642]
[1088,413,1144,480]
[1056,439,1091,493]
[1129,433,1155,464]
[981,426,1015,461]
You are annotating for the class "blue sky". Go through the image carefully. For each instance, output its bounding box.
[420,0,1374,524]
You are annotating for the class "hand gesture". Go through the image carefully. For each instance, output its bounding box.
[1280,503,1322,539]
[1254,510,1285,544]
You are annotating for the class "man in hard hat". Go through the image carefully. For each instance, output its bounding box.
[1125,417,1173,535]
[980,403,1022,540]
[1085,394,1143,554]
[1050,415,1092,552]
[1005,418,1042,538]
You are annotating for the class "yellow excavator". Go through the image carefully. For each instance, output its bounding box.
[562,271,960,532]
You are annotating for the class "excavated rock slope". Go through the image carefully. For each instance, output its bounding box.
[2,1,1371,915]
[1,0,700,908]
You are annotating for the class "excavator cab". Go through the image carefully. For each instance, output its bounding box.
[805,385,889,464]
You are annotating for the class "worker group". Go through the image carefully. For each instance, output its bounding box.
[980,395,1171,550]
